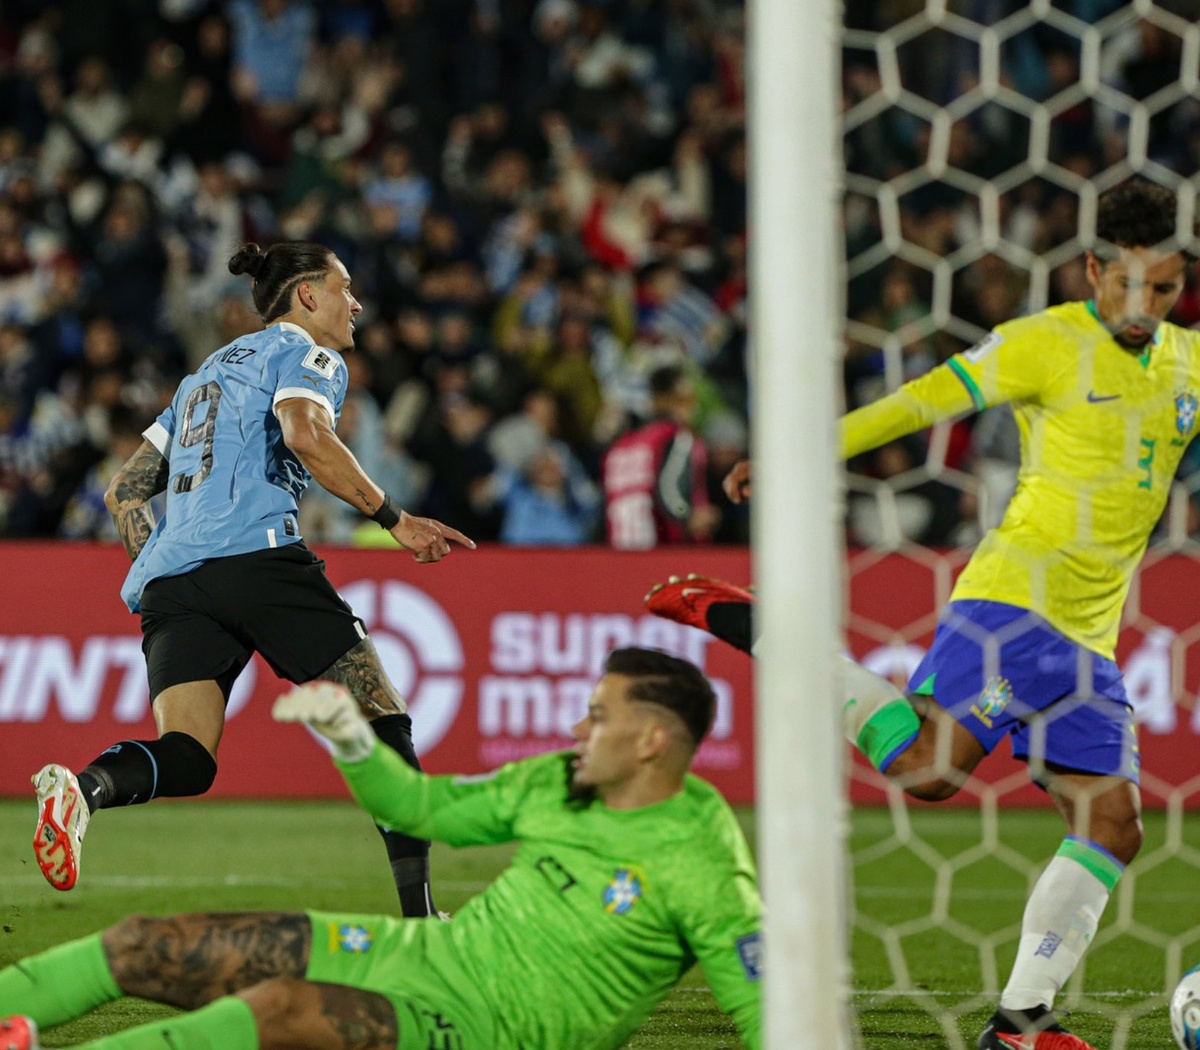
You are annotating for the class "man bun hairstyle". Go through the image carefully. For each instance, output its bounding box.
[1094,177,1196,261]
[228,241,334,323]
[604,647,716,747]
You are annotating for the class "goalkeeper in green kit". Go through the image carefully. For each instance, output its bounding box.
[0,648,762,1050]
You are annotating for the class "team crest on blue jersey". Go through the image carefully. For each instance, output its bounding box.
[603,866,647,915]
[1175,391,1198,437]
[329,923,374,953]
[969,676,1013,729]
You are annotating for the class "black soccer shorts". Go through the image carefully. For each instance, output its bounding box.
[139,542,367,702]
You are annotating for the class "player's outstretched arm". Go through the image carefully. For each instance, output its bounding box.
[277,397,475,561]
[104,439,169,561]
[273,681,376,761]
[275,680,521,846]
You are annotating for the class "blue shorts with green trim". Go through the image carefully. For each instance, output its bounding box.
[907,599,1139,783]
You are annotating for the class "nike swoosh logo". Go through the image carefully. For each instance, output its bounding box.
[995,1035,1034,1049]
[682,588,707,599]
[1086,391,1121,403]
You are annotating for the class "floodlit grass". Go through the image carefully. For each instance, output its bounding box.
[1,800,1195,1048]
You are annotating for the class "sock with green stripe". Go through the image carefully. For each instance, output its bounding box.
[999,837,1124,1011]
[77,995,259,1050]
[840,656,921,771]
[0,932,121,1028]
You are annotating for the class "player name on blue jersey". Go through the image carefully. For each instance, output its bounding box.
[121,322,348,612]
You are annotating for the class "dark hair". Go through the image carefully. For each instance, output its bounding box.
[603,647,716,747]
[1094,178,1194,258]
[649,363,686,398]
[228,241,334,323]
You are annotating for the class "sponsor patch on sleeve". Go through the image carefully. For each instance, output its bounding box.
[963,331,1003,363]
[302,346,339,379]
[736,932,762,982]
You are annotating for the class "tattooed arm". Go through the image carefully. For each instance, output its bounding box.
[103,440,169,562]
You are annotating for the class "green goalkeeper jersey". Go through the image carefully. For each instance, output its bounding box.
[335,740,762,1050]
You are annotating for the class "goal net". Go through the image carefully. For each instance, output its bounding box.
[838,2,1200,1047]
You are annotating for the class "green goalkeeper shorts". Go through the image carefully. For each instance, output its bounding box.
[304,910,498,1049]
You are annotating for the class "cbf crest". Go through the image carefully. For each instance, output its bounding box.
[1175,391,1198,437]
[603,866,648,915]
[329,923,374,953]
[969,675,1014,729]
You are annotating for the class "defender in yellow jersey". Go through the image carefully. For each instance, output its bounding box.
[646,177,1197,1050]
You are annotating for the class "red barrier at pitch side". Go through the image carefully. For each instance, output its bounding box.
[0,545,755,800]
[0,544,1197,806]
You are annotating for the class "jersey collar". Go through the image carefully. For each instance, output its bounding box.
[276,321,313,341]
[1084,299,1157,367]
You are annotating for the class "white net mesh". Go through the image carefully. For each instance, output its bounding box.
[840,3,1200,1047]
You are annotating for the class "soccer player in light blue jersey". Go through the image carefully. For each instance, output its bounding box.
[30,241,474,918]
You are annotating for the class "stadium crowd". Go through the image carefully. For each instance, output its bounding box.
[0,0,752,550]
[2,0,1200,551]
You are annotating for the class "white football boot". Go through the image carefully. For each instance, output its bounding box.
[31,764,90,891]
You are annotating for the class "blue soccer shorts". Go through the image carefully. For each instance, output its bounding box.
[907,599,1139,783]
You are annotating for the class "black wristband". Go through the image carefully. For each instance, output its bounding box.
[370,494,401,531]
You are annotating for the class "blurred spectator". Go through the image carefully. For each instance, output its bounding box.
[59,406,149,541]
[704,408,749,545]
[364,140,433,243]
[171,12,241,163]
[638,259,730,367]
[128,38,189,142]
[602,362,718,550]
[38,55,129,187]
[409,386,501,541]
[229,0,315,109]
[90,185,169,358]
[491,439,601,546]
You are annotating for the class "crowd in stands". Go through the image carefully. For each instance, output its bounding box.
[0,0,751,548]
[4,0,1200,552]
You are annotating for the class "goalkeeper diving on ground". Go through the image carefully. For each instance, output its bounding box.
[1,648,761,1050]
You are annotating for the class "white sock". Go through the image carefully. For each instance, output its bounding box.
[840,655,905,744]
[999,847,1120,1011]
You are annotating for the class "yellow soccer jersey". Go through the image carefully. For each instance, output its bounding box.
[841,300,1200,659]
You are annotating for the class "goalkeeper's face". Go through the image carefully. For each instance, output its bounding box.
[1087,247,1188,351]
[570,674,650,797]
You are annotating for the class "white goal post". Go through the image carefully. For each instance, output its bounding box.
[749,0,850,1046]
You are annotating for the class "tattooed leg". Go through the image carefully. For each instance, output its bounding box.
[241,979,399,1050]
[319,639,436,917]
[101,912,311,1010]
[320,638,407,717]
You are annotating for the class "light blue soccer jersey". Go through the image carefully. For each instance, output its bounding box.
[121,321,347,612]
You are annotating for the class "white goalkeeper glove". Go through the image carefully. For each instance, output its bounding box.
[273,681,375,763]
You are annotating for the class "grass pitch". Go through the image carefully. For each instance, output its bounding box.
[1,800,1195,1048]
